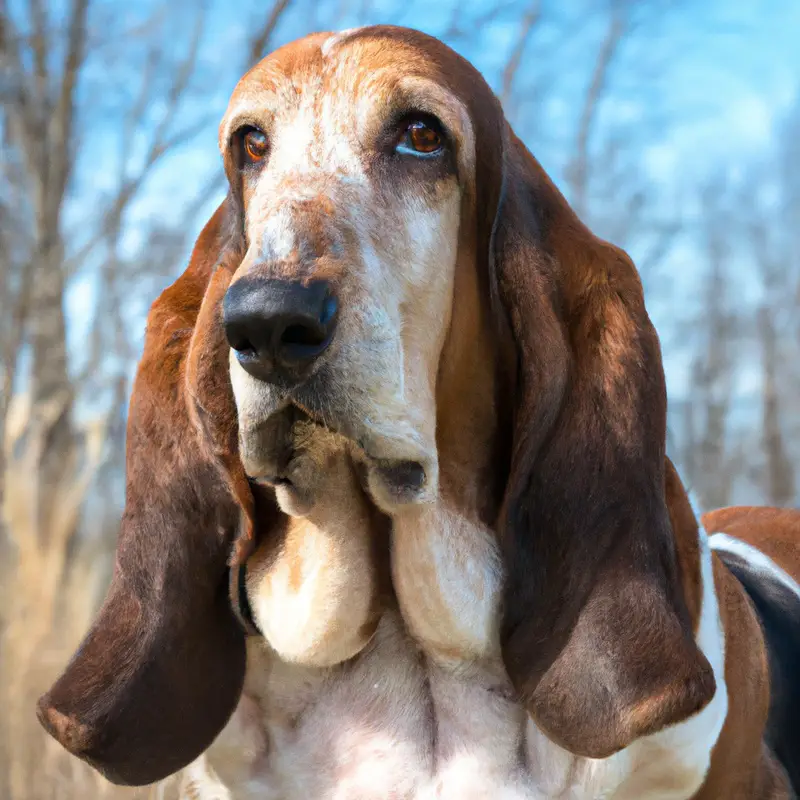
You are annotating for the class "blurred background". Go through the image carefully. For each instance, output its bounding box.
[1,0,798,797]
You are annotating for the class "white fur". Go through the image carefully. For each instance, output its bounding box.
[179,755,233,799]
[321,28,363,58]
[259,210,299,262]
[196,614,546,800]
[392,504,503,662]
[192,530,729,799]
[710,531,800,602]
[246,435,378,667]
[247,519,374,666]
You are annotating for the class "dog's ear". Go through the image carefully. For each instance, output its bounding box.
[37,201,258,786]
[492,132,716,759]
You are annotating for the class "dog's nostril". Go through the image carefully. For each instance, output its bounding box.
[229,335,256,355]
[223,278,338,381]
[281,323,327,348]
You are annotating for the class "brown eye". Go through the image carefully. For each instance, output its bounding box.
[243,129,268,162]
[397,118,444,156]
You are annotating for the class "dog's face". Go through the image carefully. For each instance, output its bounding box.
[220,29,479,513]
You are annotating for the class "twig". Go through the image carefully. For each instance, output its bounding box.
[569,8,627,218]
[501,0,541,106]
[246,0,292,67]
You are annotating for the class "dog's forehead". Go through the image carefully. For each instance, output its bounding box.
[224,26,478,124]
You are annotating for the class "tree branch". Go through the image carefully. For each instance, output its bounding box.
[568,7,627,218]
[28,0,49,116]
[48,0,90,211]
[246,0,292,68]
[501,0,541,106]
[0,6,41,172]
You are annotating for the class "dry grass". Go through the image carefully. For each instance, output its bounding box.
[0,395,183,800]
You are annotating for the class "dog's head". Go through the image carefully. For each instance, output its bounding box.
[218,27,508,514]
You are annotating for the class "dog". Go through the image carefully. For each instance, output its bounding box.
[38,26,799,799]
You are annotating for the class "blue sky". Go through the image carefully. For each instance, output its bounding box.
[71,0,800,228]
[64,0,800,406]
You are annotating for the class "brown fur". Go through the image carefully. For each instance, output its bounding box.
[665,458,704,633]
[491,132,714,760]
[696,559,791,799]
[37,206,259,785]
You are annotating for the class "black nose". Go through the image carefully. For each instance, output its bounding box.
[223,278,338,383]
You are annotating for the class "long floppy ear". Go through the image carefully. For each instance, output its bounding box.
[36,200,258,786]
[494,132,716,759]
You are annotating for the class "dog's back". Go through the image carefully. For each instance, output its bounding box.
[706,506,800,795]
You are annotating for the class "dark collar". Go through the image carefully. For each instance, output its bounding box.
[229,563,262,637]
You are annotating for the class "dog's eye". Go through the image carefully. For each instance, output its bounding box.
[396,118,444,156]
[243,128,269,163]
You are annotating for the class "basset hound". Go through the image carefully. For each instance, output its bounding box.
[37,26,800,799]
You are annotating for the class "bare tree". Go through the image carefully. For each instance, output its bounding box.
[1,0,90,543]
[679,182,740,510]
[500,1,542,107]
[565,5,627,220]
[757,306,795,505]
[741,103,800,506]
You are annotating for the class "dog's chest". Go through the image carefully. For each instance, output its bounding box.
[194,610,715,800]
[203,612,533,799]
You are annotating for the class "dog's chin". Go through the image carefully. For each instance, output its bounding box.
[239,406,437,515]
[239,406,337,517]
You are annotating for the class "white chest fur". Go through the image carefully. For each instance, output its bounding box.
[188,515,727,800]
[197,612,534,800]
